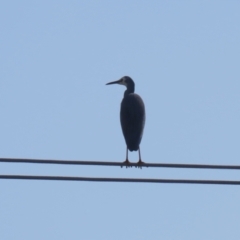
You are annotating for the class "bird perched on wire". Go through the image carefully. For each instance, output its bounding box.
[106,76,146,167]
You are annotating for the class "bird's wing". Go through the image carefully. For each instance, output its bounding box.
[120,94,145,150]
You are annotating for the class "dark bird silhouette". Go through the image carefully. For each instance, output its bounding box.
[106,76,145,167]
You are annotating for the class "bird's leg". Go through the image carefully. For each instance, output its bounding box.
[137,147,145,169]
[121,147,131,168]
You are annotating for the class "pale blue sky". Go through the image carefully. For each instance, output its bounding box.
[1,1,240,239]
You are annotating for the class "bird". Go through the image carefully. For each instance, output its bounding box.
[106,76,146,167]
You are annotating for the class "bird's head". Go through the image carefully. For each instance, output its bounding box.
[106,76,135,92]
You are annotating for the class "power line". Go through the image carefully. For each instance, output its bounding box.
[1,158,240,170]
[0,174,240,185]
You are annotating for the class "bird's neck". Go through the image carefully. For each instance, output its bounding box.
[124,86,135,97]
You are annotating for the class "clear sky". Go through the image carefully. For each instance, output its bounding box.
[1,1,240,239]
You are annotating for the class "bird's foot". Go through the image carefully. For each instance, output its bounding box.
[136,159,145,169]
[121,159,132,168]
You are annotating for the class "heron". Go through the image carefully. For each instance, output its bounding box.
[106,76,146,167]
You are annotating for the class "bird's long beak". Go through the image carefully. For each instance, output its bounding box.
[106,79,122,85]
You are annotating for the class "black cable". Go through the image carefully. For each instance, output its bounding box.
[1,158,240,170]
[0,174,240,185]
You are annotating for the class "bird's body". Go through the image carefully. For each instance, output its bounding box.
[120,93,145,151]
[106,76,145,166]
